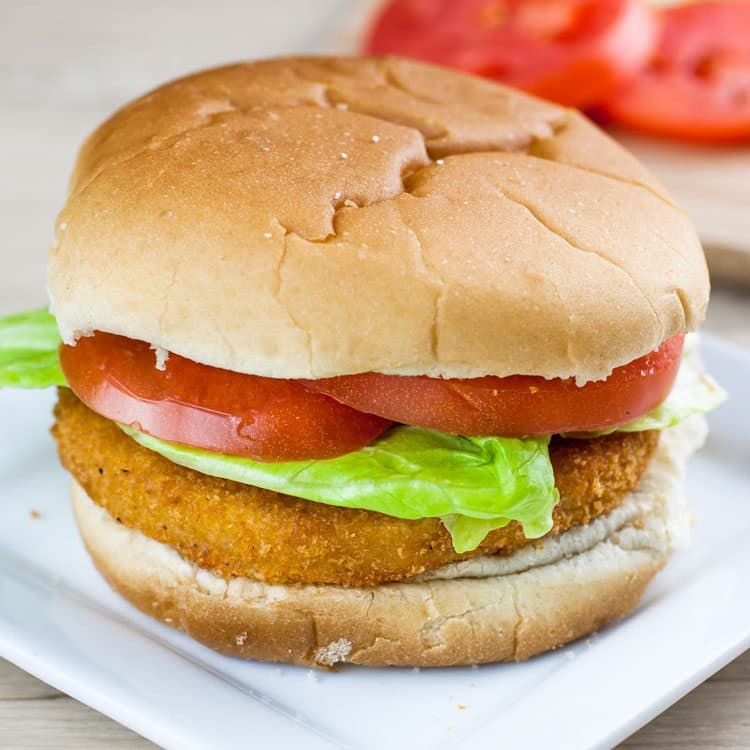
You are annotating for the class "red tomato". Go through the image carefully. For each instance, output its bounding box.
[363,0,656,107]
[304,336,684,437]
[59,333,392,462]
[601,1,750,142]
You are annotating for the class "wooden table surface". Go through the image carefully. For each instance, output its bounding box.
[1,2,748,748]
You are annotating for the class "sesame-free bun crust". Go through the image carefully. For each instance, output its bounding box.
[49,56,709,382]
[71,416,705,668]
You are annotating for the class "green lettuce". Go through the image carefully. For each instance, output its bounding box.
[0,308,66,388]
[122,424,558,553]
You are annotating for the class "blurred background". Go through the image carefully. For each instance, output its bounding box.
[0,1,748,747]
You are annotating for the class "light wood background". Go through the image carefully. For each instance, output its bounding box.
[0,2,748,748]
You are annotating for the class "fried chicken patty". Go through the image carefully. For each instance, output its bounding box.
[53,389,659,587]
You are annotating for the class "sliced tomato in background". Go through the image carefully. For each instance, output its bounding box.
[600,1,750,142]
[304,335,684,437]
[363,0,656,108]
[59,333,392,462]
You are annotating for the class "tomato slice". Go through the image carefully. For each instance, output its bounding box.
[303,336,684,437]
[600,2,750,142]
[59,333,393,462]
[60,331,684,458]
[363,0,656,107]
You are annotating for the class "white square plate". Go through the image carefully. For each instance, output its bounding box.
[0,335,748,750]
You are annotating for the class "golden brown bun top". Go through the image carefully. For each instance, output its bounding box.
[49,56,709,381]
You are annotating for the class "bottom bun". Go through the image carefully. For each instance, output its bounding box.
[71,416,706,668]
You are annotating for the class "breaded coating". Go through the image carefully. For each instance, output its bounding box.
[53,389,659,587]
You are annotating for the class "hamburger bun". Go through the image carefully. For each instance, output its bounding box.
[49,56,709,384]
[71,415,706,668]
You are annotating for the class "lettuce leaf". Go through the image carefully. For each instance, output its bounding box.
[0,308,66,388]
[121,424,558,553]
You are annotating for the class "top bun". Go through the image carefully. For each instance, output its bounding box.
[49,56,709,382]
